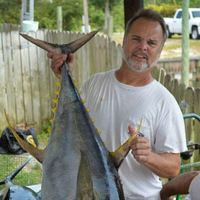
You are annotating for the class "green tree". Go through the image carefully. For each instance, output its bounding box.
[34,0,83,31]
[89,5,105,30]
[88,0,123,31]
[0,0,124,32]
[0,0,21,24]
[111,2,124,32]
[144,0,181,6]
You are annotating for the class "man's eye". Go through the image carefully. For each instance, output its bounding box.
[149,41,157,47]
[132,37,139,41]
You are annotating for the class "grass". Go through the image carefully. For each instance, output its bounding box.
[0,154,42,190]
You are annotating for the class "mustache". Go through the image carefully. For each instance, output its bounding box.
[131,50,149,60]
[131,50,150,68]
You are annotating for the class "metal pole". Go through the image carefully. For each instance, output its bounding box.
[57,6,62,31]
[83,0,89,33]
[181,0,190,86]
[30,0,34,21]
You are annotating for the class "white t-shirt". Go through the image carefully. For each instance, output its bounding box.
[184,173,200,200]
[80,69,187,199]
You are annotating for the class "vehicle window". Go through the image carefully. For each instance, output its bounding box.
[192,11,200,18]
[176,11,182,18]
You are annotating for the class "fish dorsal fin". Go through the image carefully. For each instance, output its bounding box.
[76,151,94,199]
[4,110,44,163]
[110,118,143,169]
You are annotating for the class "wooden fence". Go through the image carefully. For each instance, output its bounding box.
[0,24,122,132]
[152,68,200,163]
[1,24,200,165]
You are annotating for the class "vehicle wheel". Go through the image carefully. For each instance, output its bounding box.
[191,27,199,39]
[166,26,172,38]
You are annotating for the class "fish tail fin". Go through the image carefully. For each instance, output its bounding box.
[68,28,102,53]
[20,28,102,54]
[4,110,44,164]
[110,118,143,169]
[20,33,59,53]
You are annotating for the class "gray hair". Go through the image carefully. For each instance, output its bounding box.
[124,9,167,47]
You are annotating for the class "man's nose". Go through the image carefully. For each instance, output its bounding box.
[138,40,148,51]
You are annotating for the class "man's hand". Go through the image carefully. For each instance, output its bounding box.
[128,125,151,164]
[128,125,181,178]
[47,52,74,77]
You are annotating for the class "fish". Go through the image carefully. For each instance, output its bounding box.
[0,157,41,200]
[4,29,142,199]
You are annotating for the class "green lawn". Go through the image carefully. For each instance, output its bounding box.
[0,154,42,190]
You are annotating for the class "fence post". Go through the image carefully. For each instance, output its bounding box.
[195,60,200,88]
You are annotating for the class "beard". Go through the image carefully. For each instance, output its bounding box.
[123,49,159,72]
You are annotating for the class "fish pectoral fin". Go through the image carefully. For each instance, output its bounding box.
[4,110,44,164]
[0,187,10,200]
[110,118,143,169]
[76,151,94,200]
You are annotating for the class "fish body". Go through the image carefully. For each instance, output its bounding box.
[5,30,142,200]
[42,64,124,199]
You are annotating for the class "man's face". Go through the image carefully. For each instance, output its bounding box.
[123,17,163,72]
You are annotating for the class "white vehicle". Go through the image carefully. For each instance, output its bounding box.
[164,8,200,39]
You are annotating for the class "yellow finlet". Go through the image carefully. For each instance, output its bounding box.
[82,99,86,103]
[55,90,60,95]
[91,119,95,123]
[97,129,101,134]
[50,118,54,123]
[58,74,61,78]
[78,91,82,94]
[52,107,57,113]
[48,127,52,133]
[86,108,90,112]
[53,98,58,103]
[56,81,61,86]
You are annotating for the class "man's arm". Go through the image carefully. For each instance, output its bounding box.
[160,171,199,200]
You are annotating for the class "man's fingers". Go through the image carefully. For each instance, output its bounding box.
[47,52,75,77]
[128,125,135,136]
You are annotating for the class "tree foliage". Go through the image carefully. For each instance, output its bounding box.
[34,0,83,31]
[146,3,181,17]
[88,0,122,11]
[0,0,21,24]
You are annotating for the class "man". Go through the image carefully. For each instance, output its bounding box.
[160,171,200,200]
[48,9,187,200]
